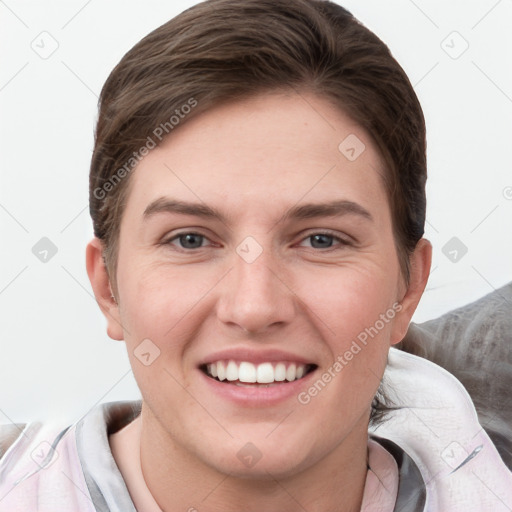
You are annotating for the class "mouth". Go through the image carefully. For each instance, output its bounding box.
[200,360,318,387]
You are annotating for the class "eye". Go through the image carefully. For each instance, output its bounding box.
[162,230,351,252]
[298,231,351,250]
[165,232,210,250]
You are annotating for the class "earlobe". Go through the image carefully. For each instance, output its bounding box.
[85,237,124,341]
[390,238,432,345]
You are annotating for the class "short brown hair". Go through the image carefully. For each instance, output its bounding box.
[89,0,426,296]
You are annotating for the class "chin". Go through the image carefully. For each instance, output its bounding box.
[200,435,316,480]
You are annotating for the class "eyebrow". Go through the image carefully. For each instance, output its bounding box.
[142,197,373,224]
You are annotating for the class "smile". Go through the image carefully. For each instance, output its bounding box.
[201,360,317,386]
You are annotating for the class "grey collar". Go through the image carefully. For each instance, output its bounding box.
[370,435,426,512]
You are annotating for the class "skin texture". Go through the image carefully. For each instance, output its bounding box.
[87,91,431,512]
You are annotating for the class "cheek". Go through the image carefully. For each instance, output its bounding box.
[117,256,194,333]
[307,264,399,341]
[302,279,395,419]
[116,268,195,406]
[116,259,219,372]
[301,266,399,403]
[118,274,173,340]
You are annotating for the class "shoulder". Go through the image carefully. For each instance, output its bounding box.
[0,400,141,512]
[399,281,512,468]
[0,417,86,511]
[374,348,512,511]
[0,423,26,461]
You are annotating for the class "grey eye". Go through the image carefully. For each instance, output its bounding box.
[176,233,205,249]
[309,234,335,249]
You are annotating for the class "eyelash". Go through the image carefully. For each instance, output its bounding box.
[162,230,352,252]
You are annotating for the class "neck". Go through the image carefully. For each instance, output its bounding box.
[138,405,369,512]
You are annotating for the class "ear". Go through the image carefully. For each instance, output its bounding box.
[390,238,432,345]
[86,237,124,341]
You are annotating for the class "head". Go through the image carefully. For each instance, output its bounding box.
[87,0,431,478]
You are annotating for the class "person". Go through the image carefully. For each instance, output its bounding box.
[0,0,511,510]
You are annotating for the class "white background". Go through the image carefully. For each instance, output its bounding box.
[0,0,511,423]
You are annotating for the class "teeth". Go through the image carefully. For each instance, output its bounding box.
[205,360,310,383]
[217,361,226,381]
[286,363,296,382]
[226,360,238,381]
[274,362,286,381]
[239,361,257,383]
[257,362,274,383]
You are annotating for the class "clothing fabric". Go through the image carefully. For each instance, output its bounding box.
[371,348,512,511]
[1,347,511,511]
[0,397,414,512]
[399,282,512,470]
[0,399,400,511]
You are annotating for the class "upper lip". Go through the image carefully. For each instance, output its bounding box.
[198,347,316,367]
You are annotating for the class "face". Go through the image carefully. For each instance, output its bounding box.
[96,91,424,478]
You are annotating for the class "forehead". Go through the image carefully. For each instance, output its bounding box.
[122,91,389,225]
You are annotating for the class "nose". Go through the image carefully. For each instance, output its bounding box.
[216,241,296,334]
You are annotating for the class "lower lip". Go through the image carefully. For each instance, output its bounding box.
[198,368,317,406]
